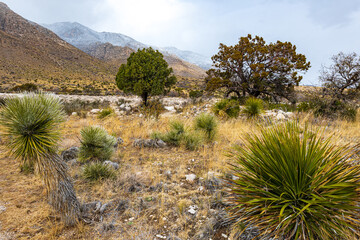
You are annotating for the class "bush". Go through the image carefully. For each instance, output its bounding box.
[194,113,217,142]
[182,132,202,150]
[79,126,117,162]
[82,162,116,181]
[242,97,263,118]
[0,92,65,166]
[161,120,185,146]
[10,83,38,92]
[228,122,360,239]
[139,99,165,119]
[212,99,240,119]
[98,108,114,119]
[63,99,110,116]
[189,90,203,99]
[298,98,357,121]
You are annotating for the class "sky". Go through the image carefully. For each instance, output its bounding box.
[4,0,360,85]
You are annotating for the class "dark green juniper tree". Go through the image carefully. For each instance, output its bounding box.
[116,47,176,106]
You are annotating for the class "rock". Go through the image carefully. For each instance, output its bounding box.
[115,200,129,212]
[0,204,6,213]
[124,106,131,112]
[119,103,125,109]
[133,139,167,148]
[71,112,77,116]
[68,159,78,166]
[101,222,115,232]
[164,106,175,112]
[61,147,79,162]
[204,177,223,192]
[276,112,286,120]
[90,109,101,114]
[185,174,196,182]
[114,137,124,148]
[82,200,102,212]
[103,160,119,170]
[99,202,111,214]
[164,170,172,180]
[187,205,198,215]
[138,114,143,118]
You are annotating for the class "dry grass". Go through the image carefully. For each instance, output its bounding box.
[1,109,359,239]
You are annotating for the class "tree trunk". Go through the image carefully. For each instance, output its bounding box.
[142,92,149,106]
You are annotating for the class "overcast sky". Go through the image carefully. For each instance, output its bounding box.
[4,0,360,85]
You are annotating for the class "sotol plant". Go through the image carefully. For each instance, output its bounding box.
[82,162,116,181]
[0,92,80,225]
[79,126,116,162]
[227,122,360,239]
[242,97,263,118]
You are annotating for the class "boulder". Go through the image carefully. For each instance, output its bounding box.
[133,139,167,148]
[61,147,79,162]
[103,160,119,170]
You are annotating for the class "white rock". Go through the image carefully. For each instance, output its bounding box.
[188,205,198,215]
[276,112,286,120]
[71,112,77,116]
[124,106,131,112]
[185,174,196,182]
[139,114,143,118]
[164,106,175,111]
[90,109,101,114]
[155,234,167,239]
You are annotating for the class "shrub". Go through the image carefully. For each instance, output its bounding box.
[212,99,240,119]
[296,101,314,112]
[228,122,360,239]
[182,131,202,150]
[189,90,203,99]
[79,126,117,162]
[0,92,80,225]
[98,108,114,119]
[194,113,217,142]
[242,97,263,118]
[161,120,185,146]
[10,83,38,92]
[82,162,116,181]
[139,99,165,119]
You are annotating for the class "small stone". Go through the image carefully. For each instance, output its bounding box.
[61,147,79,162]
[185,174,196,182]
[103,160,119,170]
[139,114,143,118]
[164,170,172,180]
[114,137,124,148]
[187,205,198,215]
[71,112,77,116]
[90,109,101,114]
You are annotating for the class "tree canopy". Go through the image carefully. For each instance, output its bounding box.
[320,52,360,100]
[206,34,311,101]
[116,47,176,105]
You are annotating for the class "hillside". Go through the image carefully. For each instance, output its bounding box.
[0,2,119,94]
[43,22,208,78]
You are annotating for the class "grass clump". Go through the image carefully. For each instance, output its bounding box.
[82,162,116,181]
[181,132,202,150]
[139,99,165,119]
[212,99,240,119]
[228,122,360,239]
[97,107,114,119]
[242,97,263,118]
[194,113,217,142]
[161,121,185,146]
[79,126,117,162]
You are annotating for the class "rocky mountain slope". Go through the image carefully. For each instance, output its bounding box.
[0,2,116,92]
[43,22,210,75]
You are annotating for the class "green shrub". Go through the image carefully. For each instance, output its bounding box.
[266,102,296,112]
[139,99,165,119]
[228,122,360,239]
[242,97,263,118]
[82,162,116,181]
[194,113,217,142]
[10,83,38,92]
[161,120,185,146]
[296,101,314,112]
[79,126,117,162]
[212,99,240,119]
[0,92,65,166]
[189,90,203,99]
[97,108,114,119]
[182,132,202,150]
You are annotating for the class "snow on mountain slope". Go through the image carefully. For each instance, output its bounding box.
[43,22,211,70]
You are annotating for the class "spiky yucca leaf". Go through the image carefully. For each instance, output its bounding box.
[228,122,360,239]
[0,92,65,164]
[82,162,116,181]
[79,126,116,162]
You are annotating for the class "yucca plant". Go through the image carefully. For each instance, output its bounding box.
[242,97,263,118]
[227,122,360,239]
[82,162,116,181]
[0,92,80,225]
[79,126,116,162]
[182,131,202,151]
[161,120,185,146]
[194,113,217,142]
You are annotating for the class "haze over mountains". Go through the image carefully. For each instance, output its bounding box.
[0,2,206,93]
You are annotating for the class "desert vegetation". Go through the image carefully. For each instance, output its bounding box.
[1,34,360,240]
